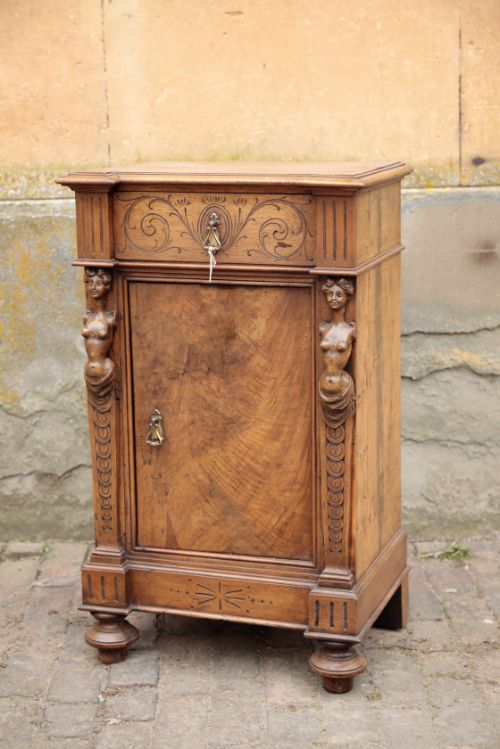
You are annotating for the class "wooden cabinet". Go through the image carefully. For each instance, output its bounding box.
[57,161,411,693]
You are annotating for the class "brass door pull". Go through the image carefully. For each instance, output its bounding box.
[145,408,164,446]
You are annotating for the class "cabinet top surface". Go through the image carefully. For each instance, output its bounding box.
[57,160,412,190]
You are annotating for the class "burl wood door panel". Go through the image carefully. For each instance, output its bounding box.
[129,281,315,561]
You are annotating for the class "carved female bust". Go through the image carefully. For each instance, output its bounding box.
[82,269,116,411]
[319,278,356,428]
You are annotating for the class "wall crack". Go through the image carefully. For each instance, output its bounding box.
[0,464,91,483]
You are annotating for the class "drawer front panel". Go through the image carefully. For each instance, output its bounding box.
[129,280,315,562]
[114,191,315,265]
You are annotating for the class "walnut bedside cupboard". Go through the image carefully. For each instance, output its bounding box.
[57,161,411,693]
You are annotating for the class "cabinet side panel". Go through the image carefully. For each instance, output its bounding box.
[352,256,401,577]
[379,256,402,550]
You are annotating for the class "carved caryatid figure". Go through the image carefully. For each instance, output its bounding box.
[319,278,356,428]
[82,268,116,533]
[82,269,116,410]
[318,278,356,557]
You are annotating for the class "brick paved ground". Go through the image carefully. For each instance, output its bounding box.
[0,535,498,749]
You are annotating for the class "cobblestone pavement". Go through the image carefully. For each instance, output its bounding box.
[0,535,498,749]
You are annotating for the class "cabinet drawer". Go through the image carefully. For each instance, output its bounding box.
[113,191,315,265]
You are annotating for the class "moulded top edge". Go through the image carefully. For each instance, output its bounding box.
[56,160,412,190]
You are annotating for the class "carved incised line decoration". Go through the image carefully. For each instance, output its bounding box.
[115,193,314,261]
[82,268,116,532]
[193,582,246,611]
[318,278,356,554]
[160,579,274,616]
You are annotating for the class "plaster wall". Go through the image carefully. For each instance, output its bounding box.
[1,0,499,539]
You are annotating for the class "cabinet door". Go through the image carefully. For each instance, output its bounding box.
[129,280,314,562]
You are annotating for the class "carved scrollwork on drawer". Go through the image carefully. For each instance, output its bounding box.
[114,192,315,264]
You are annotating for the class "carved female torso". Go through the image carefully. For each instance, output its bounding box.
[319,279,356,428]
[319,319,356,392]
[82,270,116,410]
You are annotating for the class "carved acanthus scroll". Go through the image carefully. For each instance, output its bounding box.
[318,278,356,554]
[82,268,116,533]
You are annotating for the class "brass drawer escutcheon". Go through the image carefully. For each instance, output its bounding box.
[203,211,221,282]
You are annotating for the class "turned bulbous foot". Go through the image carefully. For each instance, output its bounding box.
[309,642,367,694]
[85,612,139,664]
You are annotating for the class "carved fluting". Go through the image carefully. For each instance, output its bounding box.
[77,193,107,258]
[318,278,356,554]
[116,193,314,261]
[82,268,116,533]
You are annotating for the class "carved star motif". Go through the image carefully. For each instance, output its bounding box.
[194,581,245,611]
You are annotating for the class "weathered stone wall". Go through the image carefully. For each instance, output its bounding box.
[1,1,499,539]
[401,189,500,536]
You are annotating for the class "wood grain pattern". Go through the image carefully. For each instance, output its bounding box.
[113,191,315,265]
[129,281,314,561]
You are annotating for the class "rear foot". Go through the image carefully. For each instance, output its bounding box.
[373,571,409,630]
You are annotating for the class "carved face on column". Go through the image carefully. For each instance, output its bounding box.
[321,278,354,312]
[85,269,112,300]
